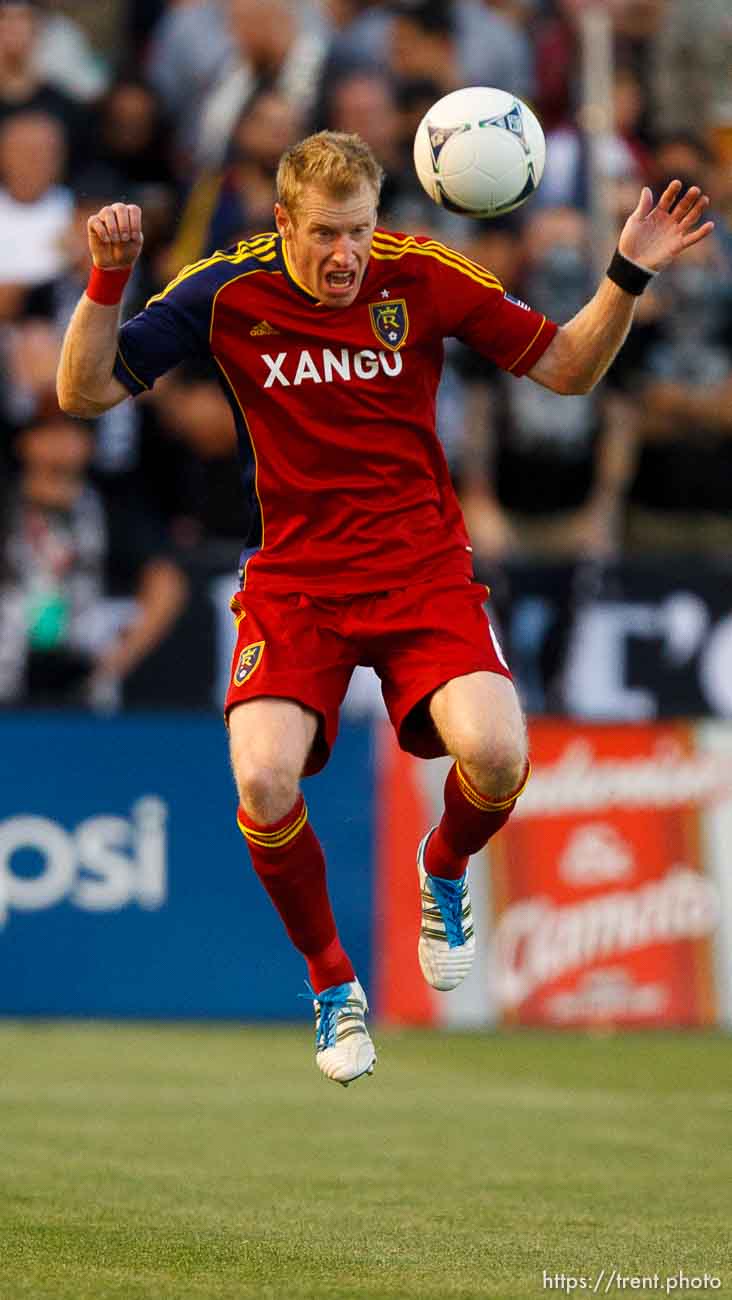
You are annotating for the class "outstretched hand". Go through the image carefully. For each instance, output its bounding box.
[87,203,144,270]
[618,180,714,273]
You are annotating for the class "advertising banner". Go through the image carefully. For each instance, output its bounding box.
[0,714,374,1019]
[375,720,732,1029]
[3,712,731,1026]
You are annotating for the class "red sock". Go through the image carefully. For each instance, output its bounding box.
[237,795,355,994]
[424,760,530,880]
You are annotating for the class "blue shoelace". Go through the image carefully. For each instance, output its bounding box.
[427,871,467,948]
[301,981,352,1051]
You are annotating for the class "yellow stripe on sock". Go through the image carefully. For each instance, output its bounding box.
[455,761,531,812]
[237,802,308,848]
[455,763,494,811]
[510,760,532,805]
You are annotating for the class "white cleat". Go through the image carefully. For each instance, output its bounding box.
[310,979,377,1087]
[417,829,476,991]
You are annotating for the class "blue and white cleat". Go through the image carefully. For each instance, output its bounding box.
[310,979,377,1087]
[417,829,476,991]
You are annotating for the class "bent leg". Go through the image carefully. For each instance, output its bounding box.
[425,671,529,879]
[229,698,354,992]
[430,671,528,795]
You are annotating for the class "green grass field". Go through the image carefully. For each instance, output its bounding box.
[1,1023,730,1300]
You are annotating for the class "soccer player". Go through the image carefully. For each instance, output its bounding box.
[57,132,712,1086]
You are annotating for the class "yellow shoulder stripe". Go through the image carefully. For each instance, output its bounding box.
[371,243,499,292]
[148,234,278,307]
[371,239,504,292]
[371,231,502,289]
[374,237,501,293]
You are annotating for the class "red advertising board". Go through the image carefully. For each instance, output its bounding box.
[492,721,721,1028]
[375,720,730,1028]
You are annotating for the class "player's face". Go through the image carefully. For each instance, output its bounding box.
[275,181,378,308]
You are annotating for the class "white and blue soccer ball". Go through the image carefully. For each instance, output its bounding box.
[413,86,546,218]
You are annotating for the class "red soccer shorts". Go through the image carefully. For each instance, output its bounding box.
[225,576,513,776]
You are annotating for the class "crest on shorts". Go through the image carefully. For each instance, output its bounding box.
[233,640,265,686]
[369,298,409,351]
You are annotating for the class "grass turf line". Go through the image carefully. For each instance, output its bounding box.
[1,1024,729,1300]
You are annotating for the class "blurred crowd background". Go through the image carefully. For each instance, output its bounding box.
[0,0,731,714]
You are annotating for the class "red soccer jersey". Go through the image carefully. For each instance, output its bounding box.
[114,229,557,595]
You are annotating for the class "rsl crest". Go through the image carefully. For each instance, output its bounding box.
[368,298,409,351]
[233,640,265,686]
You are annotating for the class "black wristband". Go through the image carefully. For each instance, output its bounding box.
[606,248,656,296]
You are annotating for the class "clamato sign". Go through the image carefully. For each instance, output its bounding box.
[490,723,726,1028]
[375,720,730,1028]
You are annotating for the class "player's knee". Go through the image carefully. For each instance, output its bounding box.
[457,727,527,800]
[236,761,301,824]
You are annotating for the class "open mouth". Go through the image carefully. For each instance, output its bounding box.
[325,270,357,293]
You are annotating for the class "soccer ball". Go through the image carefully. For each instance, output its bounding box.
[413,86,546,218]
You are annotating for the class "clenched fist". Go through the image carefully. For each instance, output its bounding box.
[88,203,144,269]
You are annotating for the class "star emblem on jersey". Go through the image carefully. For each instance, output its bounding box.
[368,298,409,351]
[233,640,265,685]
[380,289,390,298]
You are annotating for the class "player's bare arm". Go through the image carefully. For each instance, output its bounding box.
[527,180,714,396]
[57,203,144,418]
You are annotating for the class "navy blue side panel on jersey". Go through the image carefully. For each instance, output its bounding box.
[214,362,262,548]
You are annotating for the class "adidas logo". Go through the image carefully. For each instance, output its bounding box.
[250,320,280,336]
